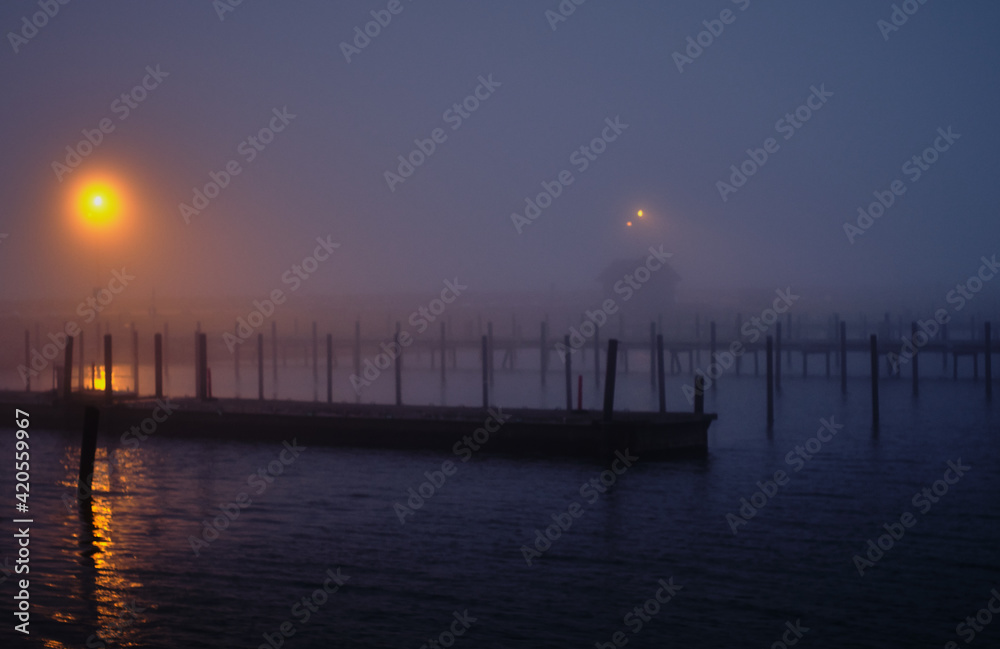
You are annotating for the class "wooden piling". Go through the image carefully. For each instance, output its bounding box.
[78,330,85,390]
[694,375,704,415]
[78,406,100,503]
[163,322,169,379]
[197,333,208,401]
[481,335,489,409]
[155,333,163,398]
[593,326,601,388]
[104,334,113,401]
[564,334,572,411]
[62,336,74,400]
[870,334,879,430]
[840,321,847,395]
[602,339,619,422]
[766,335,774,427]
[656,334,666,414]
[271,322,278,399]
[577,374,583,411]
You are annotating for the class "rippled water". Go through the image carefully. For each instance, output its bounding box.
[1,367,998,648]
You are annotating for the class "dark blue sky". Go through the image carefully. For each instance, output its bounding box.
[1,0,997,300]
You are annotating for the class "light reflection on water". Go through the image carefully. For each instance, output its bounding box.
[0,373,997,648]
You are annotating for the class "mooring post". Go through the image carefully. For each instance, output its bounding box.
[394,328,402,407]
[577,374,583,411]
[694,374,704,415]
[695,313,701,366]
[709,321,717,390]
[870,334,880,431]
[323,333,331,404]
[786,312,793,368]
[911,321,919,396]
[766,335,774,427]
[840,321,847,395]
[193,330,201,398]
[155,333,163,399]
[197,333,208,401]
[104,334,113,402]
[63,335,75,400]
[162,323,169,380]
[656,334,666,414]
[564,335,572,411]
[132,327,139,396]
[481,335,489,409]
[986,322,993,400]
[649,322,656,387]
[440,321,447,384]
[602,339,619,422]
[78,406,100,503]
[775,322,782,393]
[257,333,264,401]
[540,321,548,386]
[487,321,495,388]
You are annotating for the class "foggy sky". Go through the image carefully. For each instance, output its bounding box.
[1,0,998,302]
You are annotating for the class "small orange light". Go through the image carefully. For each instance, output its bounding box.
[626,221,633,227]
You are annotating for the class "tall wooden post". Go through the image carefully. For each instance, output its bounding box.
[602,339,619,422]
[154,333,163,398]
[271,322,278,399]
[870,334,880,431]
[564,335,572,411]
[163,322,169,379]
[694,375,704,415]
[649,322,656,387]
[78,330,85,390]
[487,321,494,388]
[656,334,666,414]
[709,321,717,390]
[63,336,74,400]
[132,327,139,396]
[197,333,208,401]
[593,326,601,388]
